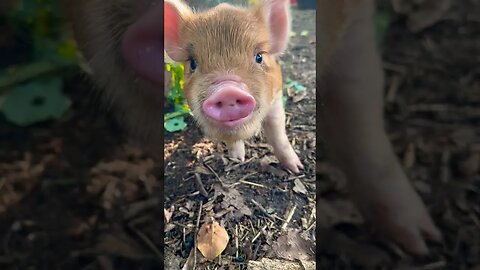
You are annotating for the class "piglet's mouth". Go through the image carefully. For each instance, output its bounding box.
[202,80,256,129]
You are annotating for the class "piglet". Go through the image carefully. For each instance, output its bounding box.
[163,0,303,172]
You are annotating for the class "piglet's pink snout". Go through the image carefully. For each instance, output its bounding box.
[202,83,256,123]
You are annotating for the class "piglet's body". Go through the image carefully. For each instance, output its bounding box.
[164,0,303,172]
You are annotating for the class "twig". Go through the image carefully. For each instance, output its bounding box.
[239,180,266,188]
[194,173,209,197]
[129,226,163,259]
[235,224,239,258]
[123,198,160,220]
[386,74,405,103]
[306,221,316,233]
[382,61,408,74]
[251,224,268,243]
[204,163,223,184]
[251,199,273,218]
[281,204,297,231]
[193,200,203,269]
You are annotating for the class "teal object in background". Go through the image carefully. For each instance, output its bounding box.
[0,78,70,126]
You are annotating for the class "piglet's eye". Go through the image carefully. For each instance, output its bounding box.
[255,53,263,64]
[189,57,197,72]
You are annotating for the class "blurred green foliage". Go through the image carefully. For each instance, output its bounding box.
[9,0,77,63]
[0,0,78,126]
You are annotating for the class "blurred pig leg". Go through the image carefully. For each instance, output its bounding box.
[263,96,303,173]
[227,140,245,162]
[319,0,441,255]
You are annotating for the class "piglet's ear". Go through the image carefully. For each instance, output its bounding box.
[258,0,291,54]
[164,0,193,61]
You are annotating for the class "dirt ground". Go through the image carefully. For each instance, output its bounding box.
[0,0,479,270]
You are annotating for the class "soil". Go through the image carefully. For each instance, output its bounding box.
[0,0,479,269]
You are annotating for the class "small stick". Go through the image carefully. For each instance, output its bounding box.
[386,74,404,103]
[235,224,239,258]
[205,163,223,184]
[194,173,208,197]
[193,200,203,269]
[251,199,281,221]
[239,180,266,188]
[129,225,163,259]
[281,205,297,231]
[306,221,315,232]
[251,224,268,243]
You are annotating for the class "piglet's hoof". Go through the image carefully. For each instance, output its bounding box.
[277,147,304,173]
[228,141,245,162]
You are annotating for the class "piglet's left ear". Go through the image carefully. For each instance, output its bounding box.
[258,0,291,54]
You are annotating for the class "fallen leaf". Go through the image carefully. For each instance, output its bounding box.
[292,90,308,103]
[165,249,183,270]
[293,179,308,195]
[269,229,315,261]
[194,164,211,175]
[214,184,253,217]
[165,205,175,223]
[197,218,229,260]
[259,155,277,168]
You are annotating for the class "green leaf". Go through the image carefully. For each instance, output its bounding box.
[0,61,75,93]
[266,208,275,214]
[164,116,187,132]
[0,77,70,126]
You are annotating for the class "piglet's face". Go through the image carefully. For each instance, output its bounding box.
[165,0,290,142]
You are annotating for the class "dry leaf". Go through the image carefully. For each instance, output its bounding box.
[214,184,253,216]
[197,219,230,260]
[270,229,315,261]
[293,179,308,195]
[195,164,211,175]
[164,205,174,223]
[293,90,308,103]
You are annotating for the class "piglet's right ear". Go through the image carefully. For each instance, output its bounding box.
[164,0,192,61]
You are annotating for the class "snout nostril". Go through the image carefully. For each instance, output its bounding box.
[216,101,222,108]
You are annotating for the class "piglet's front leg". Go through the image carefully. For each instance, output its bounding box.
[263,96,303,173]
[227,140,246,162]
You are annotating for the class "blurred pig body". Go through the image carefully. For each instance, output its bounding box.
[318,0,442,255]
[63,0,165,146]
